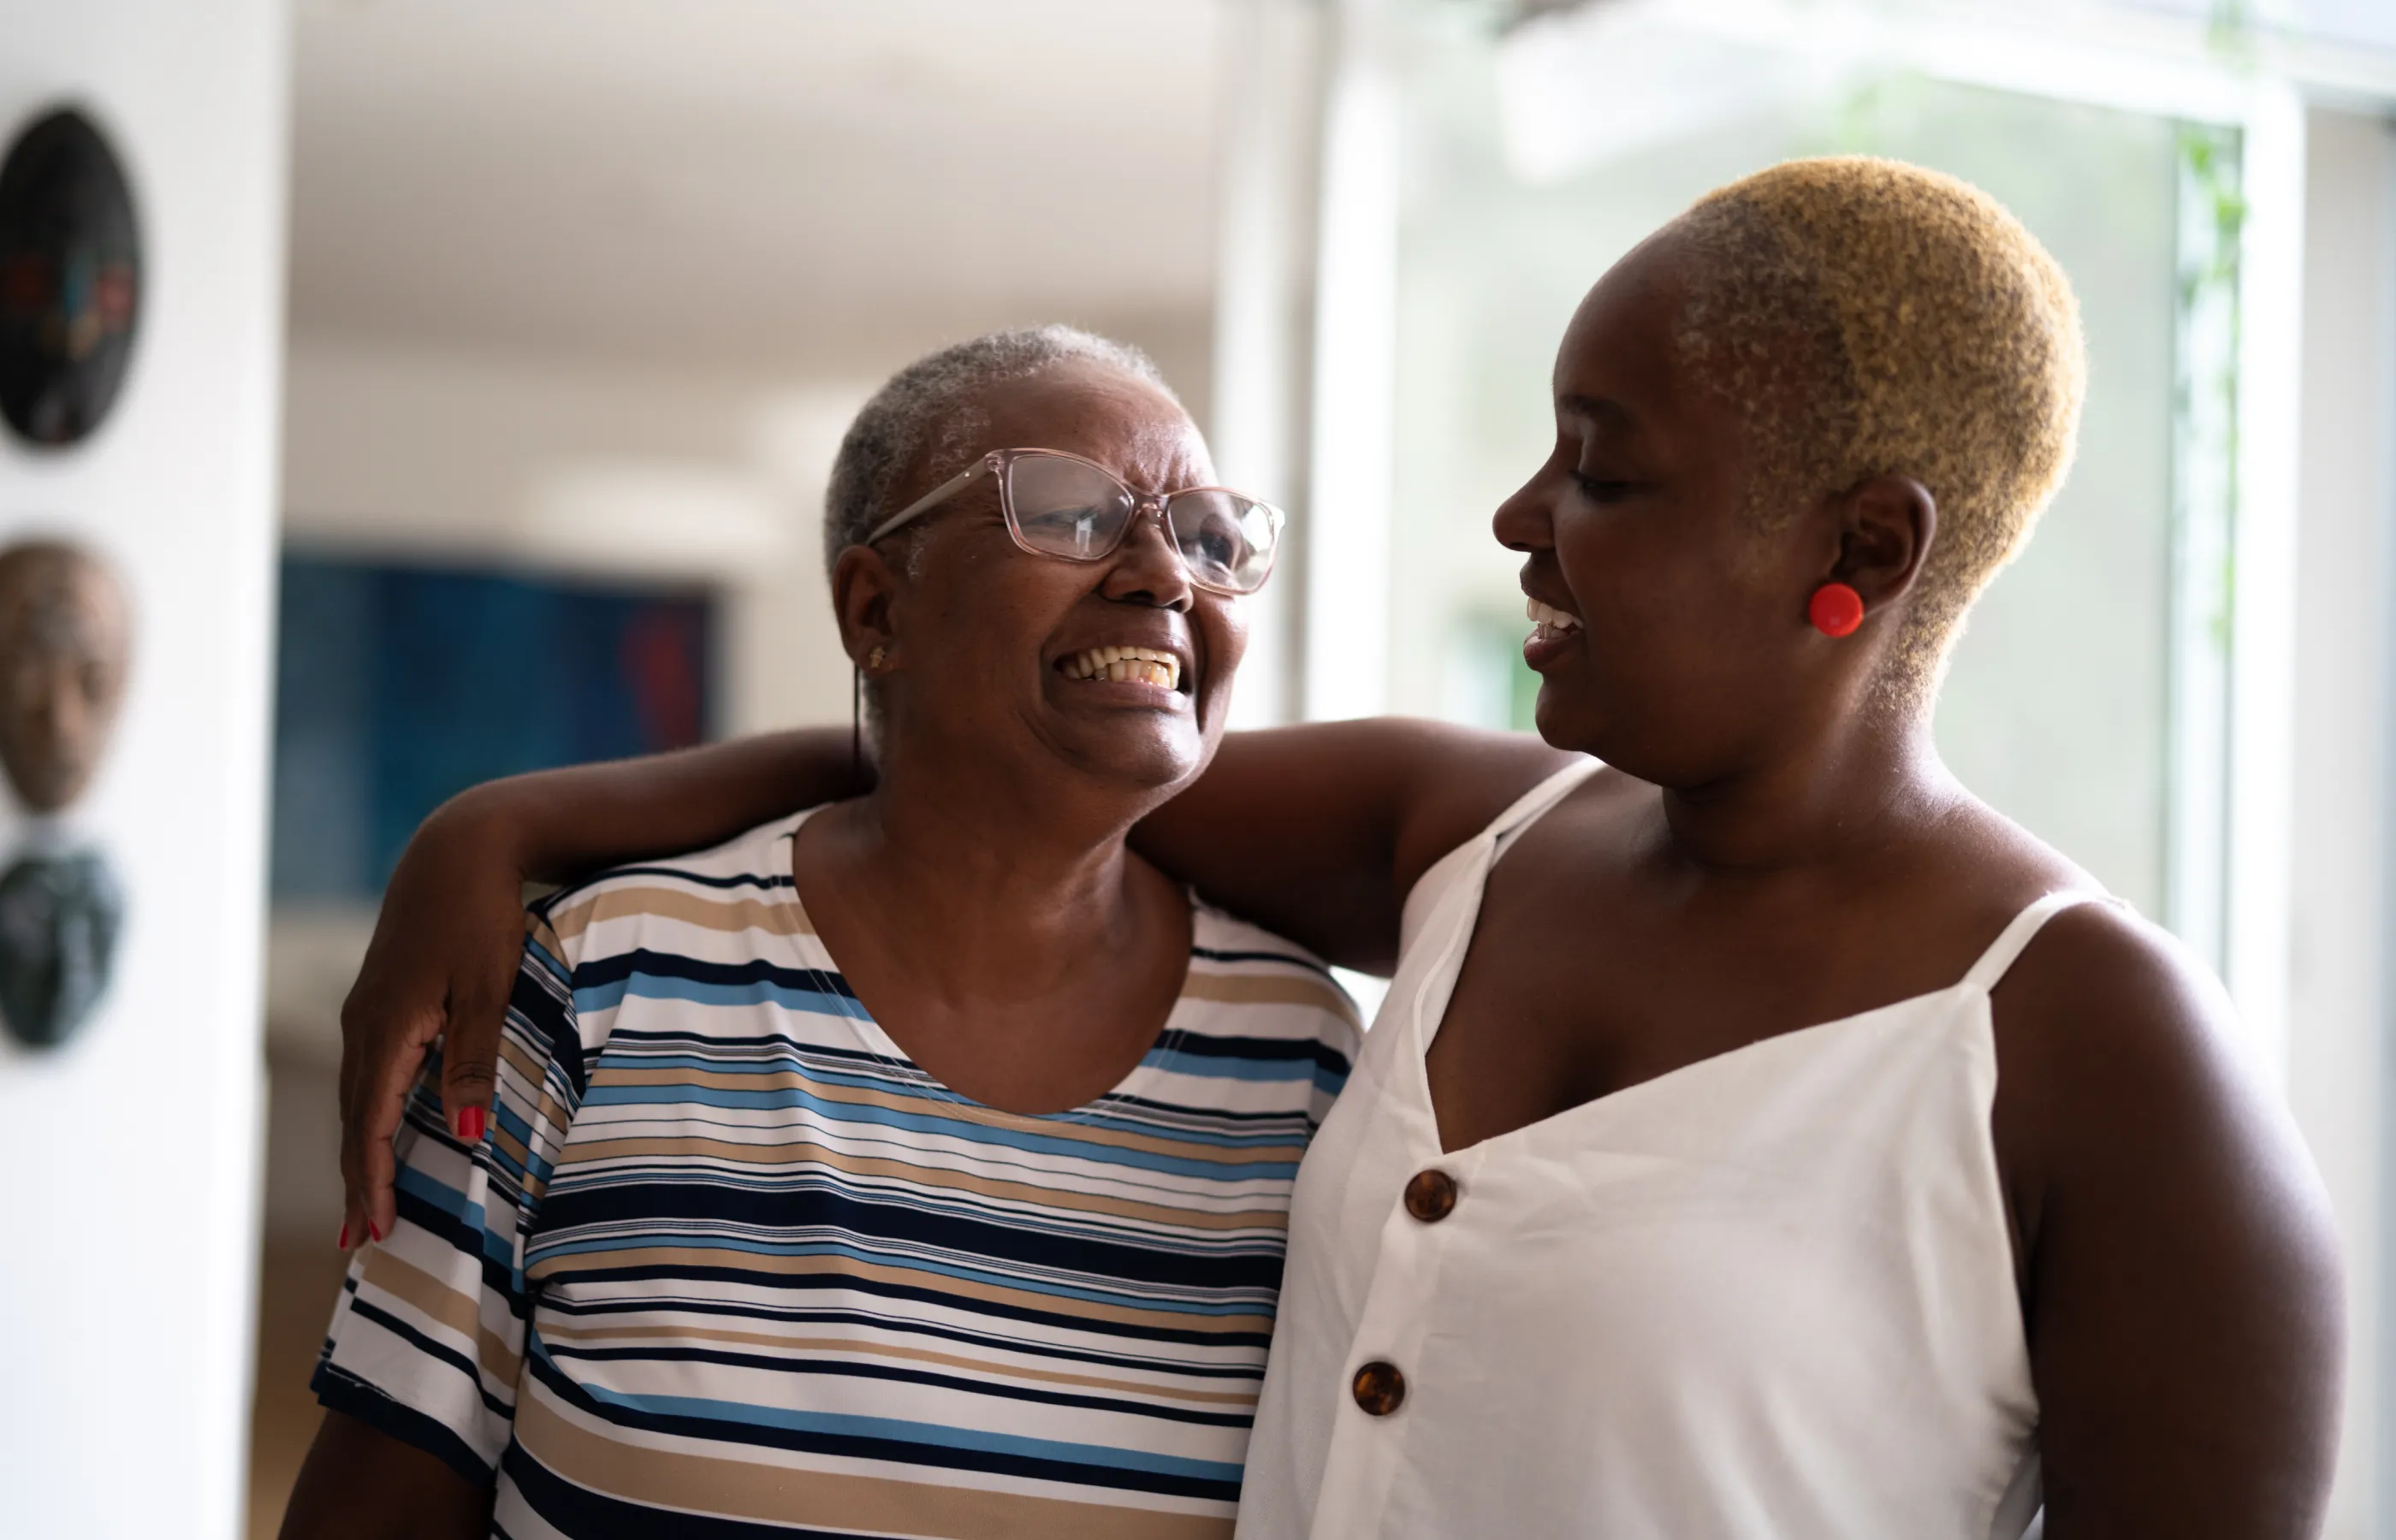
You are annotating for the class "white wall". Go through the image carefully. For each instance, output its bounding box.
[2287,106,2396,1540]
[0,3,288,1537]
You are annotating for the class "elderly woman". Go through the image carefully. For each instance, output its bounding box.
[332,161,2340,1537]
[280,327,1362,1538]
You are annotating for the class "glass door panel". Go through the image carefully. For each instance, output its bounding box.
[1387,19,2185,915]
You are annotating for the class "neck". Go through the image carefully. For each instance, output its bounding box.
[824,739,1172,999]
[1654,693,1961,876]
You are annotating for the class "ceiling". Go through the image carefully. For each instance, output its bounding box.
[288,0,1224,368]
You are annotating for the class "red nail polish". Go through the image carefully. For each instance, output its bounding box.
[458,1105,487,1142]
[369,1220,385,1243]
[338,1221,351,1250]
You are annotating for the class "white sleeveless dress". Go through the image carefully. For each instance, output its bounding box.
[1236,761,2091,1540]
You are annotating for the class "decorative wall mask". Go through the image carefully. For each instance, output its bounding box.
[0,108,142,447]
[0,542,129,1049]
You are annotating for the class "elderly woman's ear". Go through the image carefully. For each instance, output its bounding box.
[831,542,902,673]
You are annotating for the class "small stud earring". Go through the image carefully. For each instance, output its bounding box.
[866,644,887,671]
[1808,583,1865,638]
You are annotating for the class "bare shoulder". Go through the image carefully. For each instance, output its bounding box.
[1990,896,2304,1199]
[1986,894,2345,1531]
[1991,896,2340,1328]
[1994,899,2264,1134]
[1928,794,2328,1241]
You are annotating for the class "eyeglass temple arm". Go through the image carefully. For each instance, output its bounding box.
[861,458,997,547]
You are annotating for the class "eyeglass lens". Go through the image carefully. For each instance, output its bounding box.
[1003,453,1276,593]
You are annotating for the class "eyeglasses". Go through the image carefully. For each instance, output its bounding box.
[862,447,1285,596]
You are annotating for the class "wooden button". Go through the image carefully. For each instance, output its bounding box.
[1351,1359,1406,1416]
[1403,1168,1457,1223]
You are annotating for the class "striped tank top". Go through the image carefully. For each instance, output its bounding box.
[312,808,1361,1539]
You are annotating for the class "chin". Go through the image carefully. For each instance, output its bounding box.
[1054,723,1205,795]
[1531,680,1610,758]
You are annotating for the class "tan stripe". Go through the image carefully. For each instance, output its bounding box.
[497,1035,577,1142]
[516,1386,1231,1539]
[489,1036,572,1204]
[524,1246,1274,1337]
[361,1247,522,1387]
[499,1034,544,1089]
[556,1134,1292,1231]
[581,1063,1303,1168]
[548,881,813,945]
[492,1123,532,1174]
[1180,971,1360,1030]
[532,1322,1259,1407]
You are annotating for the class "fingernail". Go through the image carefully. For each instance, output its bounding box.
[368,1220,385,1243]
[457,1105,486,1142]
[337,1221,351,1250]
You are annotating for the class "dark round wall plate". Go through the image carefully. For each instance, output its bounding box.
[0,108,141,448]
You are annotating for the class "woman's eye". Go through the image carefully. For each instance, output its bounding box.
[1186,519,1237,565]
[1573,473,1636,502]
[1021,506,1107,548]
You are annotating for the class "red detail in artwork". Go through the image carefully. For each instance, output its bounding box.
[620,610,704,750]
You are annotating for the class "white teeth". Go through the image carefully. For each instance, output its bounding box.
[1062,645,1183,690]
[1524,597,1583,633]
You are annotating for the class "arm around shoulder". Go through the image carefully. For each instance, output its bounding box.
[1130,718,1580,973]
[339,726,859,1245]
[1993,904,2344,1538]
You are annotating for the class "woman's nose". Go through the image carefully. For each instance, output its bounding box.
[1100,504,1195,610]
[1492,472,1557,554]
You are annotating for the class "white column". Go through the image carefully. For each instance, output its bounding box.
[2227,83,2309,1093]
[0,3,289,1537]
[1212,0,1328,728]
[1300,0,1398,724]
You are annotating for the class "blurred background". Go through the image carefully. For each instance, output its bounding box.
[3,0,2396,1534]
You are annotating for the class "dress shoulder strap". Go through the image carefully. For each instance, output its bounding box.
[1486,757,1604,850]
[1961,890,2120,992]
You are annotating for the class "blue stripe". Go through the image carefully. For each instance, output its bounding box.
[527,1233,1280,1315]
[560,1373,1245,1485]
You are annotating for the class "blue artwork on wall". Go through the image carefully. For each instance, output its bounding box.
[271,554,714,901]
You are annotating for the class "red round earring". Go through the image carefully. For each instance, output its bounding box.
[1808,582,1865,638]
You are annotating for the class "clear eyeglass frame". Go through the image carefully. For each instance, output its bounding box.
[860,447,1285,596]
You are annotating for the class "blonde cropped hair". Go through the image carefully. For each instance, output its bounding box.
[1671,156,2086,702]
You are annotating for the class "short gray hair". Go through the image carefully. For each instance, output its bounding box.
[821,325,1179,580]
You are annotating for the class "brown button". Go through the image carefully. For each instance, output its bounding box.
[1403,1168,1458,1223]
[1351,1359,1407,1416]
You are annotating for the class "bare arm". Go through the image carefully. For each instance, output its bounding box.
[338,719,1569,1244]
[336,731,865,1247]
[1996,907,2345,1535]
[1131,719,1577,971]
[278,1412,490,1540]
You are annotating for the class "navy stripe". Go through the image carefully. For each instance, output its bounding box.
[530,1260,1278,1348]
[534,1185,1292,1291]
[525,1352,1242,1504]
[539,1342,1255,1429]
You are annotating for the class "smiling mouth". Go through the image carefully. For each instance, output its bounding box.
[1526,596,1584,641]
[1059,645,1184,692]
